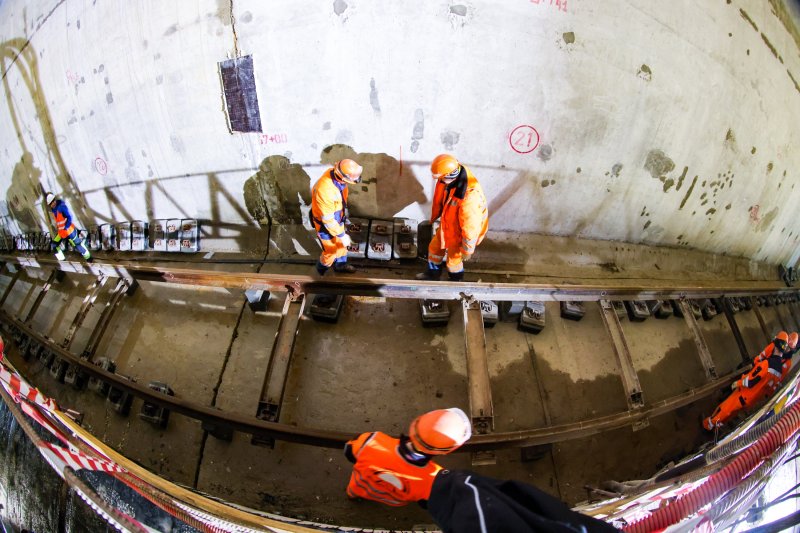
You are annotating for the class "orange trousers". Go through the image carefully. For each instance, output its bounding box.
[427,227,465,273]
[317,234,348,267]
[703,392,749,430]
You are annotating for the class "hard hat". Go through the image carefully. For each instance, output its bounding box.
[431,154,460,180]
[408,407,471,455]
[45,192,55,205]
[333,159,363,184]
[789,332,798,350]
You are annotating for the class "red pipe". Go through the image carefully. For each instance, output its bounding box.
[624,401,800,533]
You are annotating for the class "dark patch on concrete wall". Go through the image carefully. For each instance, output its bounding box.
[758,207,778,233]
[643,220,651,230]
[644,149,674,180]
[7,152,42,231]
[369,78,381,115]
[724,128,736,149]
[761,33,782,62]
[706,208,716,215]
[637,64,652,81]
[679,175,698,210]
[663,178,675,192]
[241,11,253,23]
[576,167,581,173]
[106,92,113,104]
[450,5,468,16]
[675,166,688,191]
[411,108,424,153]
[610,163,622,177]
[440,130,460,150]
[542,179,551,188]
[322,121,331,130]
[751,146,757,154]
[538,144,553,162]
[725,203,731,210]
[333,0,348,16]
[563,32,575,44]
[787,70,800,94]
[740,9,758,32]
[215,0,232,25]
[243,156,312,225]
[767,162,774,173]
[164,24,178,36]
[170,135,186,155]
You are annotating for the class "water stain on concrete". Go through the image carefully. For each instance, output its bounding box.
[215,0,232,25]
[767,162,774,173]
[706,208,717,215]
[243,155,312,225]
[644,149,674,180]
[610,163,622,177]
[740,9,758,31]
[333,0,348,16]
[637,64,652,81]
[412,108,424,140]
[241,11,253,23]
[170,134,186,155]
[449,4,468,16]
[562,31,575,44]
[164,23,178,36]
[369,78,381,115]
[322,121,331,130]
[663,178,675,192]
[542,180,551,188]
[7,152,42,231]
[105,92,113,104]
[757,207,779,233]
[440,130,460,150]
[679,175,698,210]
[538,144,553,162]
[761,32,781,62]
[675,166,688,191]
[751,146,757,154]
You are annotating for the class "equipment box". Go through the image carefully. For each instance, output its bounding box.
[49,358,69,382]
[116,222,132,251]
[131,220,147,251]
[701,299,718,321]
[139,381,174,427]
[309,294,345,323]
[612,301,626,320]
[420,300,450,327]
[100,223,116,251]
[88,226,101,251]
[480,300,499,328]
[64,363,87,390]
[367,219,393,261]
[393,218,418,260]
[647,300,673,319]
[87,357,116,397]
[346,217,369,260]
[150,220,167,251]
[166,219,181,252]
[625,301,650,321]
[519,301,546,333]
[560,301,585,321]
[180,219,199,253]
[107,374,134,416]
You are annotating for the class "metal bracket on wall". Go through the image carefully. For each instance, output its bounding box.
[253,292,305,447]
[677,299,717,380]
[599,300,645,412]
[462,296,495,465]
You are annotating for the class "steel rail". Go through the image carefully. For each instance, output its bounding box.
[0,310,744,451]
[3,254,795,302]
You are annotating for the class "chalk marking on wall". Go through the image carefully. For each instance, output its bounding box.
[749,205,761,224]
[94,157,108,175]
[259,133,288,145]
[530,0,567,13]
[509,125,540,154]
[65,69,79,85]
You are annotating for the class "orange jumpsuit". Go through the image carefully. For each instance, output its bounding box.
[753,341,780,364]
[344,431,442,506]
[427,165,488,274]
[311,169,349,269]
[703,354,783,430]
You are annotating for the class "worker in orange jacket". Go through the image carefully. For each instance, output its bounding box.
[703,347,786,431]
[344,407,471,506]
[416,154,488,282]
[781,332,798,380]
[45,192,92,262]
[310,159,362,276]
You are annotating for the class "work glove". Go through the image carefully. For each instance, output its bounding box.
[731,381,740,391]
[340,234,352,248]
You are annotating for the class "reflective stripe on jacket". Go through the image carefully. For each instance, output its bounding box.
[51,200,76,238]
[311,169,348,238]
[430,165,488,254]
[345,431,442,506]
[738,355,783,404]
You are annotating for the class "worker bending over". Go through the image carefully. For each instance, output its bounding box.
[703,339,788,431]
[310,159,361,275]
[344,408,617,532]
[417,154,488,282]
[45,192,91,262]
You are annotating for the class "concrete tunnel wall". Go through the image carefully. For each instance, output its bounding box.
[1,0,799,263]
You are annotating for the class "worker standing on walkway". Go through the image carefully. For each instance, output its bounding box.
[310,159,362,276]
[344,407,617,531]
[416,154,488,282]
[703,344,787,431]
[45,192,91,262]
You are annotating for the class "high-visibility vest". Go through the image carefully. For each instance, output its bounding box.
[311,170,348,238]
[430,165,488,254]
[345,431,442,506]
[51,202,76,238]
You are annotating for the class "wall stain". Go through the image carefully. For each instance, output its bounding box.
[333,0,348,16]
[706,208,716,215]
[449,5,467,16]
[643,220,651,230]
[767,162,774,173]
[644,149,674,180]
[724,128,737,150]
[751,146,757,154]
[411,108,424,153]
[243,155,311,225]
[610,163,622,177]
[542,180,551,188]
[675,166,688,191]
[739,9,758,32]
[787,70,800,94]
[369,78,381,115]
[637,64,652,82]
[761,33,782,62]
[538,144,553,162]
[562,32,575,44]
[679,176,698,210]
[440,130,460,151]
[662,178,675,192]
[757,207,779,233]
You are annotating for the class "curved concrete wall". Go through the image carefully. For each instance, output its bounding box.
[1,0,799,261]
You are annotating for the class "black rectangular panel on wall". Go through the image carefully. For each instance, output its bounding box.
[219,55,262,133]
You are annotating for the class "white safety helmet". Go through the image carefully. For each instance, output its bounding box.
[45,192,55,205]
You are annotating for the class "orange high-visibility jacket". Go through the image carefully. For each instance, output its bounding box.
[50,200,77,238]
[311,169,348,239]
[754,341,781,364]
[736,355,783,404]
[344,431,442,506]
[430,165,488,255]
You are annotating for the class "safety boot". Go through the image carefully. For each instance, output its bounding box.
[447,271,465,282]
[315,261,330,277]
[416,266,443,281]
[333,263,357,274]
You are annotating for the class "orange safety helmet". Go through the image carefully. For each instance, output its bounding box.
[789,332,799,350]
[430,154,461,181]
[333,159,363,184]
[408,407,471,455]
